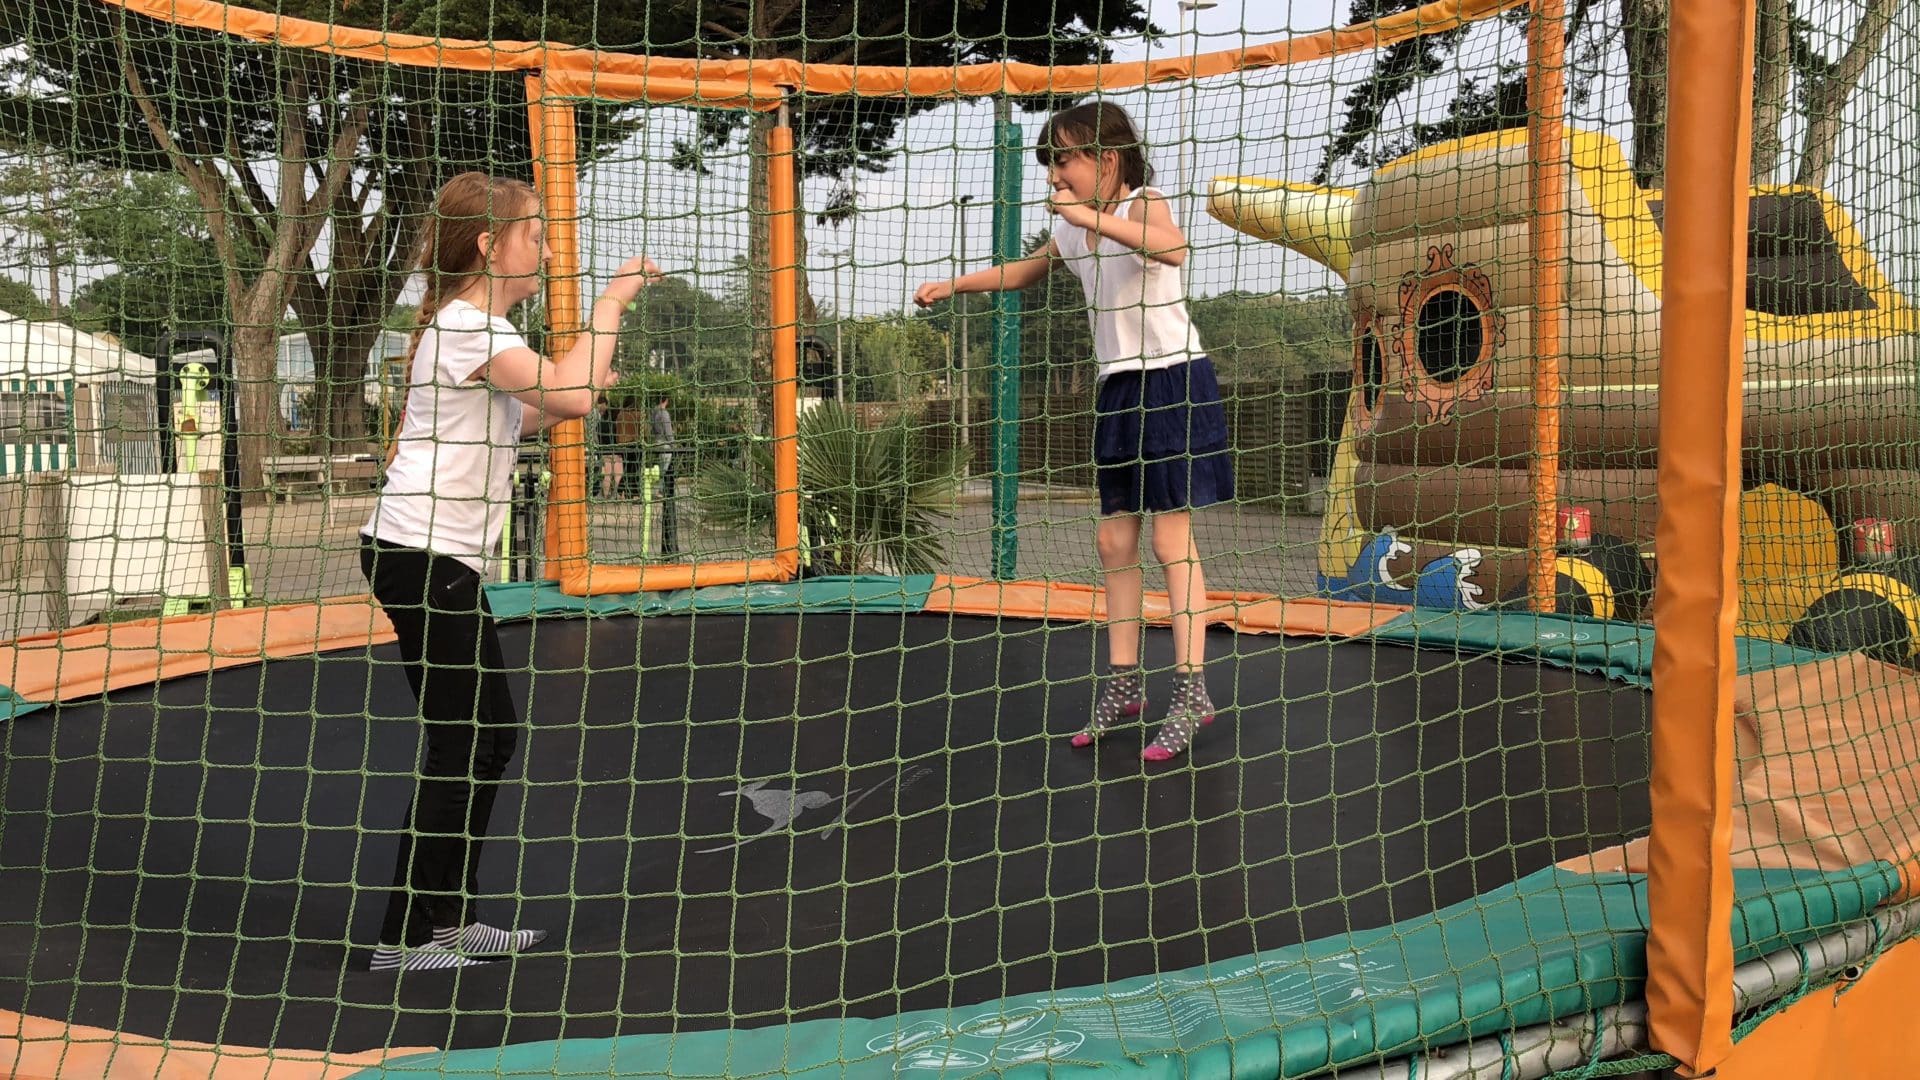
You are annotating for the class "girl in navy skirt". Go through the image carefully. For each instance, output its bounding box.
[916,101,1233,761]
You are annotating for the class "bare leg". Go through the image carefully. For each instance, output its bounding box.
[1097,514,1145,665]
[1144,511,1215,761]
[1072,514,1148,747]
[1151,511,1208,672]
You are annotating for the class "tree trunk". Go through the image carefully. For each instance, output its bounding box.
[1792,0,1897,188]
[229,295,284,507]
[1620,0,1670,189]
[1750,0,1793,183]
[41,237,62,319]
[313,326,377,447]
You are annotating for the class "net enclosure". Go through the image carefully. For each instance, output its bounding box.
[4,0,1920,1076]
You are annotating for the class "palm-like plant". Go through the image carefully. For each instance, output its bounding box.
[695,402,967,576]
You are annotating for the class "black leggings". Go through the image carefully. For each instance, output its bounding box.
[361,537,521,948]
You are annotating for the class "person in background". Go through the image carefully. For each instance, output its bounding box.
[651,396,679,555]
[596,407,626,500]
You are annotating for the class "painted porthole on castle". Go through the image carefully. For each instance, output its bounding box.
[1393,244,1504,424]
[1353,310,1388,426]
[1413,287,1483,383]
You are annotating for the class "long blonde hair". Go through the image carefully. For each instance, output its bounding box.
[387,172,540,465]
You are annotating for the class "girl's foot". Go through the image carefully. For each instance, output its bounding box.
[455,922,549,955]
[1072,665,1145,747]
[367,923,548,972]
[1143,671,1214,762]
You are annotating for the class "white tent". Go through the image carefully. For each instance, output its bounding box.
[0,312,217,633]
[0,310,161,473]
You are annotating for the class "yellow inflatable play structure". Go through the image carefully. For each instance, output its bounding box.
[1210,127,1920,657]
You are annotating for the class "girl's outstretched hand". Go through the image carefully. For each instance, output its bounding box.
[913,280,954,309]
[609,256,665,305]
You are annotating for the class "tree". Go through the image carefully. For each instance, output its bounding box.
[0,275,49,319]
[846,316,944,401]
[610,275,757,397]
[0,0,651,496]
[1011,229,1096,397]
[0,155,121,317]
[1190,291,1349,383]
[67,171,228,359]
[647,0,1155,413]
[1316,0,1894,190]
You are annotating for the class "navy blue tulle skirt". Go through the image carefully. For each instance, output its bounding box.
[1093,357,1235,515]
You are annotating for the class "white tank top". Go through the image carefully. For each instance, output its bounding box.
[1053,187,1206,380]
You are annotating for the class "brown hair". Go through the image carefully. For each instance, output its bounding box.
[408,171,540,343]
[386,172,539,466]
[1035,102,1153,192]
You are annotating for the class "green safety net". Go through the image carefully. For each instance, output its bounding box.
[3,0,1920,1078]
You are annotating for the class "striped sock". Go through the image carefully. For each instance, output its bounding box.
[457,922,549,955]
[367,932,490,973]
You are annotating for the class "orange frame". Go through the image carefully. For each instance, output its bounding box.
[526,77,802,595]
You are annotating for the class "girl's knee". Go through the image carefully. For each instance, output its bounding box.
[1096,520,1140,565]
[1153,529,1199,568]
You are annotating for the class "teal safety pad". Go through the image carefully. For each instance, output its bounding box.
[479,575,938,621]
[0,683,35,723]
[1365,609,1836,689]
[358,861,1898,1079]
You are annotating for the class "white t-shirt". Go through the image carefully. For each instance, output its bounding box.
[364,299,529,574]
[1053,186,1207,381]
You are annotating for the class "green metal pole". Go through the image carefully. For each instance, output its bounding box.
[990,98,1025,580]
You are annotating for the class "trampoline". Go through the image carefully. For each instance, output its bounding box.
[0,608,1653,1059]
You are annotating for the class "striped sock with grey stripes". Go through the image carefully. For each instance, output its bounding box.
[366,923,547,972]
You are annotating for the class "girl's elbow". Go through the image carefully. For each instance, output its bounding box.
[544,391,594,420]
[564,391,597,420]
[1158,247,1188,268]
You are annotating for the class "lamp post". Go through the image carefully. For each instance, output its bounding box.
[956,193,977,468]
[1178,0,1218,232]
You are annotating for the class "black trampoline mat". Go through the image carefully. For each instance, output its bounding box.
[0,612,1650,1054]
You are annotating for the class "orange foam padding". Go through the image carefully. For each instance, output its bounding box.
[105,0,1523,106]
[0,598,394,709]
[1707,934,1920,1079]
[526,87,590,580]
[1561,654,1920,898]
[765,122,802,563]
[1643,0,1756,1066]
[925,576,1405,638]
[1524,0,1569,614]
[558,556,797,596]
[1,1008,434,1080]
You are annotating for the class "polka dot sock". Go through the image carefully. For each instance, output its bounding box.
[1072,664,1146,747]
[1143,671,1214,762]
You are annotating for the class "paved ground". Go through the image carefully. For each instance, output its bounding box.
[237,485,1327,606]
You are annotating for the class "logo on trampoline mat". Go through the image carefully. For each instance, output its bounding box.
[697,766,934,853]
[869,1008,1087,1073]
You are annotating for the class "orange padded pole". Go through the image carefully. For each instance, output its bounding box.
[1526,0,1567,612]
[768,98,802,571]
[527,79,589,581]
[1645,0,1755,1069]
